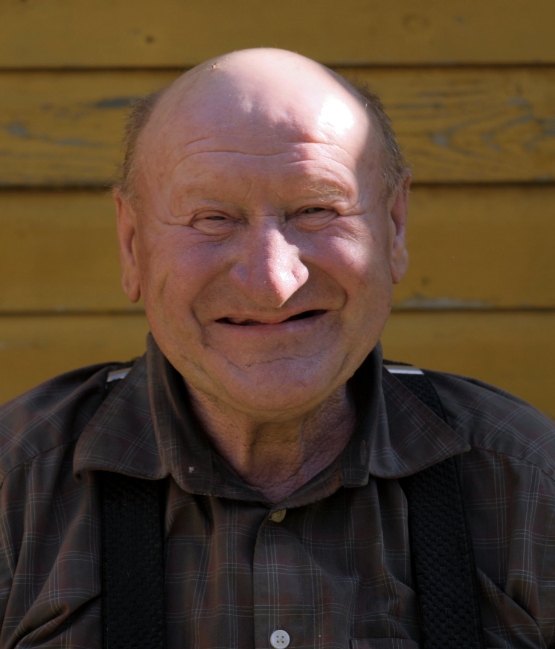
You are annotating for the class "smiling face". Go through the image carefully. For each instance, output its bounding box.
[116,49,409,421]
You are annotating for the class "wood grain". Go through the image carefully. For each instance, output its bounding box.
[1,68,554,186]
[1,312,552,416]
[1,186,553,312]
[1,0,554,67]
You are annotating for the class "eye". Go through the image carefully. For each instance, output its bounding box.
[301,207,326,214]
[295,206,338,230]
[190,212,237,235]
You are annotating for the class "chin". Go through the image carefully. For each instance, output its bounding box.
[213,362,348,417]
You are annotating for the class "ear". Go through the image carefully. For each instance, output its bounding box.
[387,173,411,284]
[114,189,142,303]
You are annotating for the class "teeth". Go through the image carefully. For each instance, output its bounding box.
[228,318,259,325]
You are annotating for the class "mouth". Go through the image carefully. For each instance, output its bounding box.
[217,309,327,326]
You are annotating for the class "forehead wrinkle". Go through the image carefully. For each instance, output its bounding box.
[166,159,356,209]
[165,145,361,193]
[175,148,305,161]
[169,129,355,156]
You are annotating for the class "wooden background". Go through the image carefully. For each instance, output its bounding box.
[1,0,554,415]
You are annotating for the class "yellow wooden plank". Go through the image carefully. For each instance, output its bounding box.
[1,187,553,312]
[0,191,130,311]
[382,311,555,417]
[1,312,552,416]
[397,185,555,309]
[0,314,149,404]
[1,68,554,187]
[347,67,555,184]
[0,71,172,187]
[1,0,555,67]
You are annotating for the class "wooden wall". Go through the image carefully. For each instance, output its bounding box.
[1,0,554,415]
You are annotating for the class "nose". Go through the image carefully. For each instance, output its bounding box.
[230,222,309,308]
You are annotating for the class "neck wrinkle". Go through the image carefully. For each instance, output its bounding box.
[187,382,356,503]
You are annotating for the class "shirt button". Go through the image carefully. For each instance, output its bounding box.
[269,509,286,523]
[270,629,291,648]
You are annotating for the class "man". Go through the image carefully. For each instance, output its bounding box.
[1,48,553,648]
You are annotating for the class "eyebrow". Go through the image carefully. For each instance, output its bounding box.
[303,181,353,201]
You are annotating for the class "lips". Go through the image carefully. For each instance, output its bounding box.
[217,309,326,326]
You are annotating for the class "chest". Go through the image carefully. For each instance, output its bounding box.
[162,480,419,648]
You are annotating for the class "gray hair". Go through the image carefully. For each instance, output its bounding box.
[354,84,409,196]
[116,90,162,199]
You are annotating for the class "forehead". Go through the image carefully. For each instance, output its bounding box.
[145,120,379,211]
[135,59,380,199]
[167,149,362,213]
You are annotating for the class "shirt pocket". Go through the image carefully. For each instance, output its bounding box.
[350,639,419,649]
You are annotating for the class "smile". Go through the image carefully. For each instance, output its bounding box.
[217,310,327,326]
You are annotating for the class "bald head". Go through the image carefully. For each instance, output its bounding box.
[117,48,407,201]
[114,47,411,412]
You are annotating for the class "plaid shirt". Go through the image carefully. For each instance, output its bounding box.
[1,336,554,648]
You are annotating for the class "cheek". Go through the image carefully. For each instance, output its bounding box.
[319,237,393,368]
[320,234,395,351]
[139,234,228,327]
[320,230,392,290]
[135,233,188,309]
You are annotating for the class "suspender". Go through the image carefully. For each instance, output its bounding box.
[99,472,166,649]
[387,364,485,649]
[99,364,484,648]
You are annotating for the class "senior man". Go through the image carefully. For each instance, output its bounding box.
[1,48,554,648]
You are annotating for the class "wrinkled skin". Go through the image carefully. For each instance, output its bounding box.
[115,49,410,498]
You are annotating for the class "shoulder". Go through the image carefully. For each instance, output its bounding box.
[0,362,130,480]
[425,368,555,478]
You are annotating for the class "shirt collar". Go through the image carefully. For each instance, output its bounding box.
[338,345,469,485]
[74,348,164,480]
[369,368,469,478]
[75,335,469,490]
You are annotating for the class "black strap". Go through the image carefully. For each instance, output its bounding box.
[99,472,166,649]
[389,365,486,649]
[401,459,485,649]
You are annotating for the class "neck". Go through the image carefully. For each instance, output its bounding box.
[188,385,356,502]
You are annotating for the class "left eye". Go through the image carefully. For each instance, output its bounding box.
[295,206,337,230]
[301,207,326,214]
